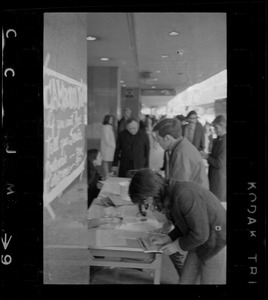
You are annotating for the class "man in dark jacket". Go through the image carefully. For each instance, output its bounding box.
[182,110,205,151]
[201,115,226,204]
[128,169,226,284]
[112,117,150,177]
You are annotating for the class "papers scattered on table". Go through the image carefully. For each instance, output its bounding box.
[118,218,162,232]
[108,195,132,206]
[98,180,131,202]
[95,229,127,247]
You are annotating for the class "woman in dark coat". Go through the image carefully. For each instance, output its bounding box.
[128,168,226,284]
[112,117,150,177]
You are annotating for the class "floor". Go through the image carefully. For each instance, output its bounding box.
[44,136,181,284]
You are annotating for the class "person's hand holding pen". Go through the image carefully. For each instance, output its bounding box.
[149,234,172,246]
[151,236,188,256]
[150,235,183,255]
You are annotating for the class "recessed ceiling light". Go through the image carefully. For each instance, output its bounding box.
[120,80,124,83]
[169,31,180,36]
[156,70,161,73]
[100,57,110,61]
[122,84,126,87]
[153,78,158,81]
[152,86,156,89]
[177,50,184,55]
[161,55,169,58]
[87,36,97,41]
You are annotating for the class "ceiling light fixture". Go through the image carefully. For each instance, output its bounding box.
[100,57,110,61]
[156,70,161,73]
[169,31,180,36]
[177,50,184,55]
[152,86,156,89]
[161,55,168,58]
[120,80,124,83]
[87,36,97,41]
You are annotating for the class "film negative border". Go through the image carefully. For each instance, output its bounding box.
[1,12,44,298]
[1,3,266,298]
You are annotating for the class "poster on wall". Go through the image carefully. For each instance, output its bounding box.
[43,57,87,207]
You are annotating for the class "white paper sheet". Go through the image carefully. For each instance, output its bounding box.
[118,219,162,232]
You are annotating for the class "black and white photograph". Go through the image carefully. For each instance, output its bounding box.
[1,3,266,298]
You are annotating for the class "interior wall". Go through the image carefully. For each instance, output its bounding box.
[86,66,119,150]
[121,87,141,119]
[43,12,89,284]
[43,12,88,206]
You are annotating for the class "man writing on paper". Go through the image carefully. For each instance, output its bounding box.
[128,169,226,284]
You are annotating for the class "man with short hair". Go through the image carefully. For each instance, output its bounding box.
[182,110,205,151]
[153,117,209,277]
[153,117,209,189]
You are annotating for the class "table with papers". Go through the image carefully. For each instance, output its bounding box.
[87,176,164,284]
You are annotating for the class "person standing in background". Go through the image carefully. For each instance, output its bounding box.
[100,114,116,179]
[203,121,214,154]
[87,149,103,208]
[118,107,131,133]
[112,117,150,178]
[138,112,147,132]
[182,110,205,151]
[201,115,226,205]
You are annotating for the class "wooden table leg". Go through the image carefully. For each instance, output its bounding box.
[153,253,162,284]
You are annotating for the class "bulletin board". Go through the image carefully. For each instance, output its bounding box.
[43,62,87,207]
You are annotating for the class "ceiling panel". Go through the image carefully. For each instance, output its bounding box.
[86,12,226,107]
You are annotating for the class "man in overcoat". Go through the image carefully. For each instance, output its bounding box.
[182,110,205,151]
[112,117,150,178]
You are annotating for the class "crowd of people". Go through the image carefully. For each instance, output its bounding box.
[86,107,227,284]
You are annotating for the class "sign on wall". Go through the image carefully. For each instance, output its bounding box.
[43,57,87,206]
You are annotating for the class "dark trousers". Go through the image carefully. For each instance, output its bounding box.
[169,251,187,277]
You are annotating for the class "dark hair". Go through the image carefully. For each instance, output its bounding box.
[87,148,99,162]
[153,118,182,139]
[128,168,168,212]
[126,117,139,125]
[87,149,99,184]
[175,114,185,122]
[212,115,226,127]
[186,110,198,118]
[103,114,112,125]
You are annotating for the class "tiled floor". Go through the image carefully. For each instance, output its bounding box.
[44,136,180,284]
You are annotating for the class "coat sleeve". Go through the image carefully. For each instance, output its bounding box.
[199,124,205,151]
[207,137,226,169]
[168,226,183,240]
[175,190,210,251]
[144,133,150,167]
[112,132,122,167]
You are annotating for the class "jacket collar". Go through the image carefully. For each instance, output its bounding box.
[168,136,184,152]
